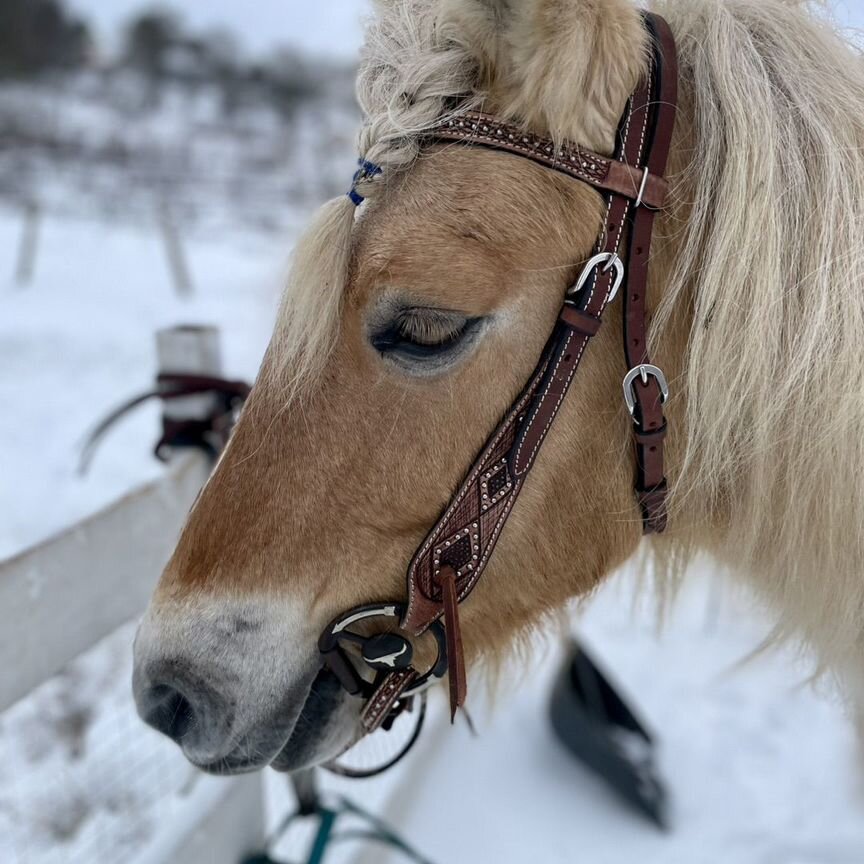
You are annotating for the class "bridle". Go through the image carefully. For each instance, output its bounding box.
[319,12,678,745]
[321,10,678,744]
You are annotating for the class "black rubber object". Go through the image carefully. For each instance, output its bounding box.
[549,641,670,829]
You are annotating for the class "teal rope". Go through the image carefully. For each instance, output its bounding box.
[249,791,437,864]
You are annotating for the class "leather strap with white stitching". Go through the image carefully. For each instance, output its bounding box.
[351,14,679,728]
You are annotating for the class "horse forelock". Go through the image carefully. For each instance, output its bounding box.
[264,0,648,403]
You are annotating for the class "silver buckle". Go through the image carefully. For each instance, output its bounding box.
[623,364,669,419]
[566,252,624,305]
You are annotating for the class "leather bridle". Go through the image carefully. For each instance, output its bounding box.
[319,12,678,741]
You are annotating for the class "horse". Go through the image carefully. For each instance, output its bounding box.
[132,0,864,776]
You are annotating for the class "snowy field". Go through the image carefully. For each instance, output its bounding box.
[398,573,864,864]
[3,1,864,862]
[0,206,285,558]
[3,174,864,864]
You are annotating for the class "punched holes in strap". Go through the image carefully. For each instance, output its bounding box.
[633,420,667,448]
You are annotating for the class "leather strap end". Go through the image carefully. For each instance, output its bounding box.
[437,566,467,722]
[637,480,669,535]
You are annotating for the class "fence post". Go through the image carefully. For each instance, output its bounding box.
[15,199,41,286]
[156,324,223,427]
[157,198,194,297]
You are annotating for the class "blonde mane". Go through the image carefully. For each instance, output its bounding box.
[649,0,864,673]
[268,0,864,669]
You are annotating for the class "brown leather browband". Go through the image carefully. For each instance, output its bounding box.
[431,111,670,210]
[321,12,678,734]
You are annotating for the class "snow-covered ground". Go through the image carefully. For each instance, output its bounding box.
[391,572,864,864]
[0,206,287,558]
[4,191,864,864]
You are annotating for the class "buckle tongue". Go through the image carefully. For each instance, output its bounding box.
[566,252,625,305]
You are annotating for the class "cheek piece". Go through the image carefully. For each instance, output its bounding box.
[319,11,678,759]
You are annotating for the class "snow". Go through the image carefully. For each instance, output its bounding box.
[4,559,863,862]
[383,570,864,864]
[0,206,285,558]
[0,622,202,864]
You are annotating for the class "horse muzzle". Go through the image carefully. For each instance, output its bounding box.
[132,597,360,774]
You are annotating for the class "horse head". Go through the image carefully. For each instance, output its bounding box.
[132,0,864,773]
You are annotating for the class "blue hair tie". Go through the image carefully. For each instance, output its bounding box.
[348,158,382,206]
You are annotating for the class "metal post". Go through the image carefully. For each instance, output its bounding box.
[156,324,223,425]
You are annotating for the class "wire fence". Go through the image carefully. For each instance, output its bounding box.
[0,623,200,864]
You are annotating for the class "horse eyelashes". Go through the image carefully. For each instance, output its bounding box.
[395,312,466,347]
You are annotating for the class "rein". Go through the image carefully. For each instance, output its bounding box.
[320,12,678,742]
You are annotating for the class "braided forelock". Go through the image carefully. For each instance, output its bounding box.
[353,0,484,201]
[264,0,484,399]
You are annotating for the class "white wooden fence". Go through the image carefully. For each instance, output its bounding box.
[0,327,265,864]
[0,452,208,714]
[0,324,442,864]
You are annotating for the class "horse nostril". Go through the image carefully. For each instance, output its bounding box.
[143,684,196,744]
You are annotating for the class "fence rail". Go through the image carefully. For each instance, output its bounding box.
[0,322,436,864]
[0,326,266,864]
[0,451,209,714]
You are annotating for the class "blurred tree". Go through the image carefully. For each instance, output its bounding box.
[263,48,320,118]
[202,26,243,111]
[201,27,240,74]
[124,8,181,79]
[0,0,91,77]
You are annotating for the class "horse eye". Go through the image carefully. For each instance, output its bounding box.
[371,307,484,364]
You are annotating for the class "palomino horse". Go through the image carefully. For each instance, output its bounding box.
[134,0,864,774]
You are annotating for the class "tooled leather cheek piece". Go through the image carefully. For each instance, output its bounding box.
[320,11,678,736]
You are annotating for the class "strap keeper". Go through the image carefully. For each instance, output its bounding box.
[633,420,667,447]
[634,167,650,208]
[559,306,602,336]
[637,479,668,535]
